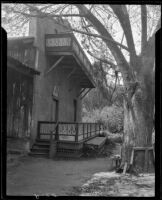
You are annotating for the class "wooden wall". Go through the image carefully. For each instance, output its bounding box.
[7,67,33,138]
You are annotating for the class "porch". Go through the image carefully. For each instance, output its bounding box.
[30,122,104,158]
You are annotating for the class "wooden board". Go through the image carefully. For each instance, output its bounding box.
[85,136,106,148]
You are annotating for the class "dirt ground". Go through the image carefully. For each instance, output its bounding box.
[7,142,154,197]
[80,172,155,197]
[7,156,112,196]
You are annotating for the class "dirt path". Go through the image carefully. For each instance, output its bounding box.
[7,156,112,196]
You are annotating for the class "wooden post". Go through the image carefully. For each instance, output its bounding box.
[37,122,40,139]
[130,149,134,165]
[144,149,149,172]
[75,123,78,142]
[55,122,59,141]
[49,140,57,159]
[123,162,128,174]
[83,123,85,140]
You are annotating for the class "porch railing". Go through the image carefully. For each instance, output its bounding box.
[37,121,103,142]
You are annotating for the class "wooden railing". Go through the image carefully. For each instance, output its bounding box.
[37,121,103,142]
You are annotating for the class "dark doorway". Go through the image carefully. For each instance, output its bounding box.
[73,99,77,122]
[52,98,59,122]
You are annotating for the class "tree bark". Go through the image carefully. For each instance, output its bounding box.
[121,52,155,172]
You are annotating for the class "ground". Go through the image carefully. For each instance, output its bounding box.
[6,142,155,197]
[80,172,155,196]
[7,156,111,196]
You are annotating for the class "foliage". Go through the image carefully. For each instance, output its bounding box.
[82,105,124,133]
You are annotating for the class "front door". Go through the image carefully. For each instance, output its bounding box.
[73,99,77,122]
[52,99,59,122]
[51,98,59,140]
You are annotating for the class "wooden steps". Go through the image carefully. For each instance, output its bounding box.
[29,136,106,158]
[29,139,50,158]
[84,136,107,156]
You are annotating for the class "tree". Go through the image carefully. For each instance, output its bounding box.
[2,4,161,172]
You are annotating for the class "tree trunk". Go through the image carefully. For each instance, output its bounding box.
[121,54,155,173]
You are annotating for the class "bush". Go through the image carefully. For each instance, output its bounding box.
[82,105,124,133]
[101,105,124,133]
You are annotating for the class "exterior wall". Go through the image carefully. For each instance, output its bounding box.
[7,65,34,152]
[7,66,33,138]
[29,15,82,142]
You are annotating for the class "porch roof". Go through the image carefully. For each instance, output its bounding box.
[7,36,37,73]
[8,36,35,48]
[45,33,96,88]
[7,56,40,76]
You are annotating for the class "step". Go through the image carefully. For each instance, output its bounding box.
[85,136,107,149]
[31,147,49,154]
[36,138,50,142]
[33,142,50,148]
[33,143,50,148]
[34,140,50,145]
[56,151,83,158]
[29,152,49,158]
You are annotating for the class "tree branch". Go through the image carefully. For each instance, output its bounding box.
[110,5,137,60]
[87,50,117,69]
[68,28,129,51]
[141,5,147,54]
[12,9,85,18]
[75,4,134,84]
[12,7,129,52]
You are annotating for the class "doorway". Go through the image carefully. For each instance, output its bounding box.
[52,98,59,122]
[73,99,77,122]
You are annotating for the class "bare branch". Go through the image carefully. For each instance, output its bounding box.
[110,5,137,60]
[75,4,134,84]
[87,50,117,69]
[12,9,85,18]
[68,28,129,51]
[141,5,147,54]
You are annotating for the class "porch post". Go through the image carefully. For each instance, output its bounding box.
[37,121,40,139]
[75,123,78,142]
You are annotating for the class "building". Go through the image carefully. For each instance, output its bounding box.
[7,15,102,157]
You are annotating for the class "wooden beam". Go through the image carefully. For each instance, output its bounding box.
[66,67,77,80]
[130,149,134,165]
[45,56,64,75]
[133,147,153,150]
[81,88,92,99]
[46,52,72,56]
[123,162,127,174]
[77,88,86,98]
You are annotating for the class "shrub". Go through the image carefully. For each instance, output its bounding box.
[82,105,124,133]
[102,105,124,133]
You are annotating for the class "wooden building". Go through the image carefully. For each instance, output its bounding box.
[7,16,103,157]
[7,37,40,151]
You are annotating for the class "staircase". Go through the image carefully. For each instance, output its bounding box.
[29,139,50,158]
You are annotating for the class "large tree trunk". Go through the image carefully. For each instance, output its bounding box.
[121,52,155,173]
